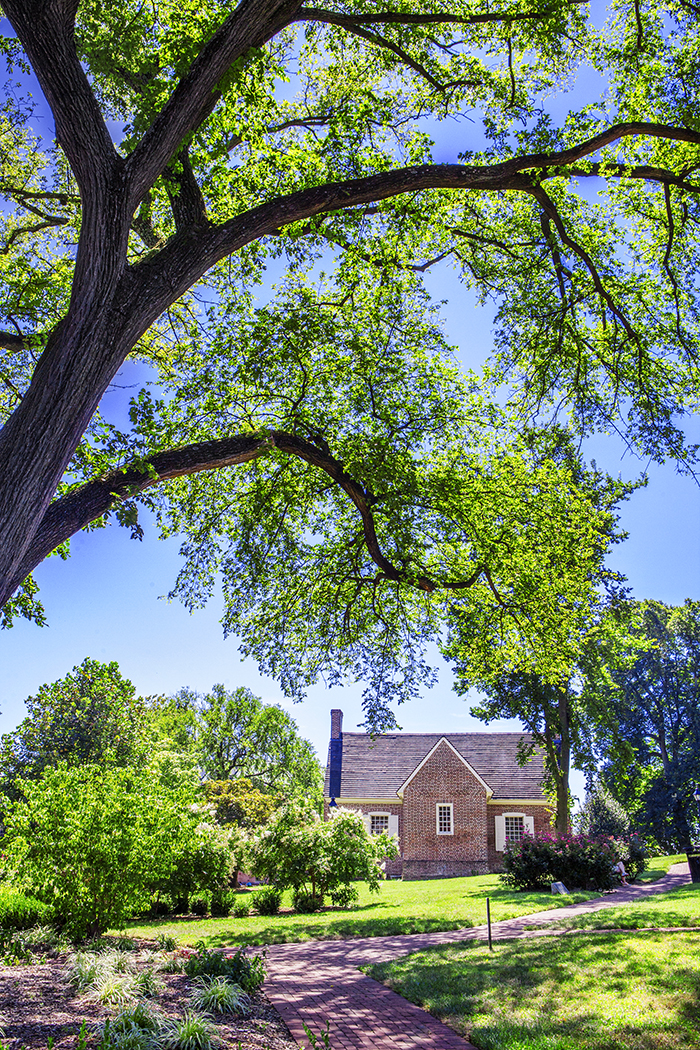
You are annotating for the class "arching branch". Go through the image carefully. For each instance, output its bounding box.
[12,430,492,603]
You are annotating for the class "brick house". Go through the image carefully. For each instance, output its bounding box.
[324,709,552,879]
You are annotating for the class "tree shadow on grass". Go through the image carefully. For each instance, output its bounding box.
[367,931,700,1050]
[201,914,470,947]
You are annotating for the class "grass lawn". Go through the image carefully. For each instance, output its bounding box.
[637,854,686,883]
[366,929,700,1050]
[552,882,700,931]
[123,875,597,947]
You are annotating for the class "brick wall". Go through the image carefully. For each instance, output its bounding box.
[486,803,553,871]
[402,740,489,879]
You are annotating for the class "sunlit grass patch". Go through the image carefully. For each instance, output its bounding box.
[637,855,686,883]
[366,929,700,1049]
[122,875,599,947]
[552,884,700,931]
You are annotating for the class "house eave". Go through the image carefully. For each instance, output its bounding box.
[325,796,402,805]
[487,797,549,806]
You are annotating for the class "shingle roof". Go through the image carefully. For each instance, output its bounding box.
[324,732,545,801]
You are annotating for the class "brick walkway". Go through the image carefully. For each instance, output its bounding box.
[263,862,692,1049]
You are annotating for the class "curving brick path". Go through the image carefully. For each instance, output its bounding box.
[263,862,692,1050]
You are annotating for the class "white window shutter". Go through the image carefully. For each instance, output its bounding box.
[524,815,534,836]
[360,812,371,834]
[495,815,506,852]
[388,814,399,839]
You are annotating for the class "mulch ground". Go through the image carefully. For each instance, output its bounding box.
[0,954,297,1050]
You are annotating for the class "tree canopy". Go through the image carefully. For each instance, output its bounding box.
[153,684,323,798]
[0,658,150,787]
[2,0,700,724]
[591,600,700,851]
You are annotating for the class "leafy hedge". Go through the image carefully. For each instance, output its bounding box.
[502,834,646,891]
[0,885,52,930]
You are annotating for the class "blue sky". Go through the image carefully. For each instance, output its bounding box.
[2,13,699,808]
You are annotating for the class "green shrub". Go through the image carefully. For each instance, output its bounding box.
[248,805,398,903]
[232,897,250,919]
[190,896,208,917]
[330,884,359,909]
[3,762,224,939]
[147,900,171,919]
[620,834,647,881]
[183,941,264,992]
[0,885,51,930]
[502,833,632,891]
[252,886,281,916]
[577,782,632,838]
[0,929,33,964]
[292,889,324,913]
[210,890,233,917]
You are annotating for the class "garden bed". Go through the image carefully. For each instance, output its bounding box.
[0,951,295,1050]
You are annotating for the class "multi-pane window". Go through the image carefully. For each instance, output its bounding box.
[505,815,525,844]
[436,803,453,835]
[370,814,390,835]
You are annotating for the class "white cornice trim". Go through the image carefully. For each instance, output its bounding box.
[396,737,493,800]
[325,797,403,806]
[487,798,549,806]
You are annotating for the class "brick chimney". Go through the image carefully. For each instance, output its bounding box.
[331,708,343,739]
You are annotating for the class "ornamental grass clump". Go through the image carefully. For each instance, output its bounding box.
[89,973,140,1006]
[189,976,251,1016]
[96,1002,163,1050]
[160,1012,219,1050]
[65,950,110,991]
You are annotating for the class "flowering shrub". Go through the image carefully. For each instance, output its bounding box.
[501,832,645,891]
[247,804,398,907]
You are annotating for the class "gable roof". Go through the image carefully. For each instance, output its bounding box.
[396,737,493,800]
[324,731,545,801]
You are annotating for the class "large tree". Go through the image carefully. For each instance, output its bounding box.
[0,658,150,786]
[2,0,700,722]
[157,683,323,796]
[591,601,700,851]
[447,430,640,832]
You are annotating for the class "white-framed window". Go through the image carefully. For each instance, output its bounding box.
[505,815,525,844]
[361,812,399,839]
[370,814,390,835]
[436,803,453,835]
[495,812,535,851]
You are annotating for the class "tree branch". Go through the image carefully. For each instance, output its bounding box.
[530,183,638,339]
[13,434,272,588]
[297,4,587,29]
[13,429,492,602]
[125,0,303,209]
[164,147,209,232]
